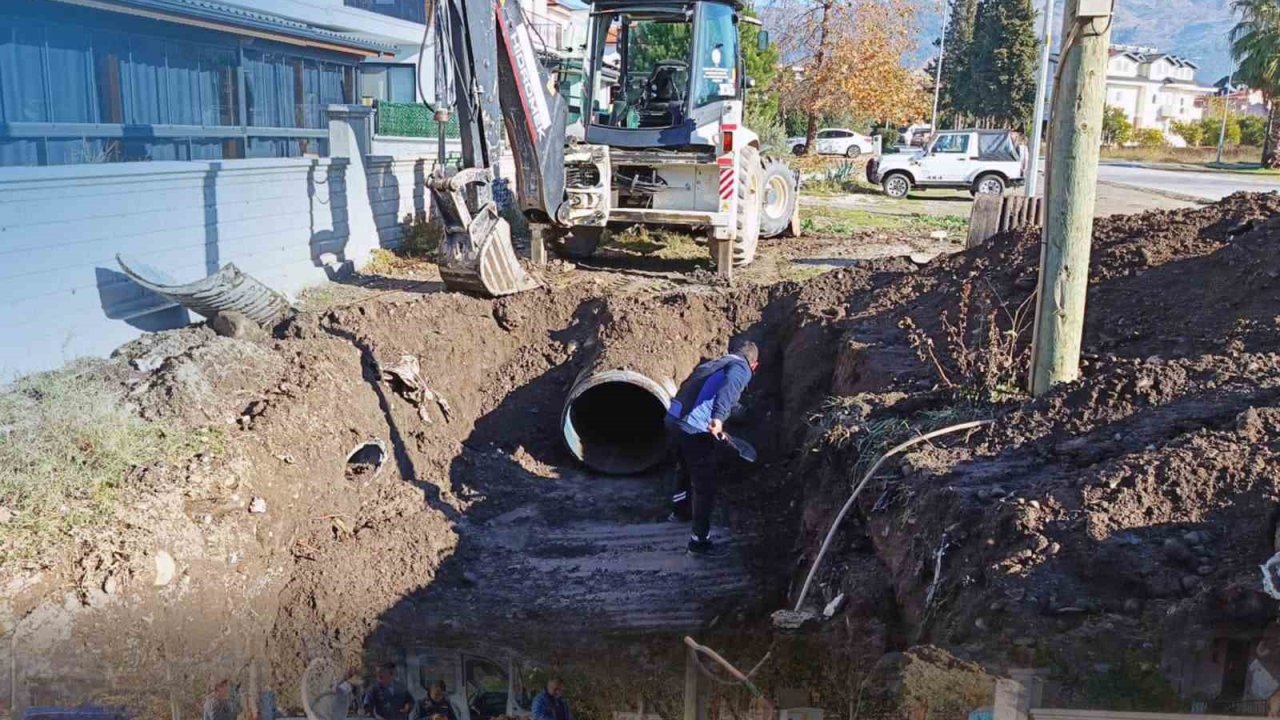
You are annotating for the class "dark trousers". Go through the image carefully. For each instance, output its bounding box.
[672,431,723,541]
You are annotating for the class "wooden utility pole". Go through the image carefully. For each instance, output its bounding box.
[1028,0,1114,396]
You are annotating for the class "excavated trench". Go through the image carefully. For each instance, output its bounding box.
[27,193,1280,717]
[5,260,903,720]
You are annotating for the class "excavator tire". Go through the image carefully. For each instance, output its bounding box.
[551,227,608,260]
[758,156,798,239]
[732,145,763,266]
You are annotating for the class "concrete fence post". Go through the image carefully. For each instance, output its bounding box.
[326,104,380,263]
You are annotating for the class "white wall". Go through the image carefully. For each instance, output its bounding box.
[0,109,436,378]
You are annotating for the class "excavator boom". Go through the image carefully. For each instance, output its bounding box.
[429,0,570,296]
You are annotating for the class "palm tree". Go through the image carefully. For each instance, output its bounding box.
[1231,0,1280,167]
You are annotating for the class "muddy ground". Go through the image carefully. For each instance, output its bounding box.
[3,193,1280,718]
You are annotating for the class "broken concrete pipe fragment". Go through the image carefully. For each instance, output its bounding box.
[562,361,679,475]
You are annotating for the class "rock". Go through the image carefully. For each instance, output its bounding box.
[154,551,176,587]
[1182,575,1201,592]
[1028,500,1042,511]
[1047,542,1062,556]
[0,507,12,525]
[974,617,988,631]
[211,311,266,341]
[1163,538,1193,564]
[248,497,268,514]
[771,608,817,630]
[103,575,118,596]
[823,593,846,618]
[929,230,949,240]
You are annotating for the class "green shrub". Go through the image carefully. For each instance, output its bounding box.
[1133,128,1168,148]
[1170,120,1204,146]
[1102,105,1133,146]
[1240,115,1268,147]
[398,212,444,256]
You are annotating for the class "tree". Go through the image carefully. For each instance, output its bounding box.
[1231,0,1280,167]
[741,4,783,149]
[966,0,1039,128]
[932,0,980,126]
[1171,120,1205,146]
[773,0,929,152]
[1101,105,1133,146]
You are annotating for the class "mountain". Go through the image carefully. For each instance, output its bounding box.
[914,0,1238,87]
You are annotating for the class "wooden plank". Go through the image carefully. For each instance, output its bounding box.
[966,194,1003,248]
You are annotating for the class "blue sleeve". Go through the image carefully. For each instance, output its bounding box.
[711,363,750,421]
[532,693,552,720]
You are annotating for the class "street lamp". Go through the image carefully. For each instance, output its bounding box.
[1026,0,1054,197]
[930,0,949,131]
[1217,64,1234,165]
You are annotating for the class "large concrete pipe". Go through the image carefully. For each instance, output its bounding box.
[562,364,679,475]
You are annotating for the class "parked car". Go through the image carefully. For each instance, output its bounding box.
[786,128,877,158]
[898,123,933,146]
[866,129,1026,199]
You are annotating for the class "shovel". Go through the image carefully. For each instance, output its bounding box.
[719,433,757,463]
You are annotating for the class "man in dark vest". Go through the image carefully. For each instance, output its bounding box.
[666,339,759,557]
[532,678,572,720]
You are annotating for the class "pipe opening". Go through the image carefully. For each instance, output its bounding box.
[563,376,670,475]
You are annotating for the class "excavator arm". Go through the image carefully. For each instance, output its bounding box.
[429,0,570,296]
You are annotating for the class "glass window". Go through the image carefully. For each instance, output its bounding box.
[0,16,51,122]
[359,64,416,103]
[0,6,353,166]
[932,133,970,154]
[693,2,737,107]
[594,13,692,129]
[816,130,834,139]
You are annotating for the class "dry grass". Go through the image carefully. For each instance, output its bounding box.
[0,361,215,562]
[1101,144,1263,166]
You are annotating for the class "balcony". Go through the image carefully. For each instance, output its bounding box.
[344,0,426,25]
[1157,104,1185,119]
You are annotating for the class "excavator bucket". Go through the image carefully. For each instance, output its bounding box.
[431,169,539,297]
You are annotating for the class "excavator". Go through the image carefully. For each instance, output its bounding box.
[426,0,799,296]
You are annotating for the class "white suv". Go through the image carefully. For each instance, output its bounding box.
[787,128,876,158]
[867,129,1026,199]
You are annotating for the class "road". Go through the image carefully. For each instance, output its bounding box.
[1098,163,1278,202]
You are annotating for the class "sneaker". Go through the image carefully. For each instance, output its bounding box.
[687,538,726,557]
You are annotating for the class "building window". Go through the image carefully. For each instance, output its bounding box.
[0,5,356,167]
[344,0,426,25]
[359,64,417,103]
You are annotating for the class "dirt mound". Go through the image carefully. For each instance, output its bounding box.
[789,192,1280,706]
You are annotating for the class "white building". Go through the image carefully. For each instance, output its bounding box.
[0,0,578,376]
[1102,46,1218,137]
